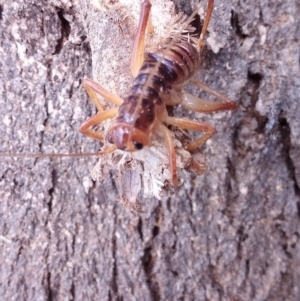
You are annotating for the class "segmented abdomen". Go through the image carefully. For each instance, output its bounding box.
[147,41,201,87]
[116,41,200,133]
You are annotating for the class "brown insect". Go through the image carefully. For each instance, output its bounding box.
[79,0,237,186]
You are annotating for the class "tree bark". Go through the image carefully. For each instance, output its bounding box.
[0,0,299,300]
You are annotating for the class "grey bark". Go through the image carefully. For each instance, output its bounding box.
[0,0,299,300]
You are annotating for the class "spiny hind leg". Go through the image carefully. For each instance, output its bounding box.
[162,115,216,152]
[181,80,238,112]
[130,0,153,77]
[164,84,237,111]
[157,122,178,186]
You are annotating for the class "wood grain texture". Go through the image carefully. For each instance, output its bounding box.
[0,0,299,300]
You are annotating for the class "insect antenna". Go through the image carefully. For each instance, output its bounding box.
[0,152,102,158]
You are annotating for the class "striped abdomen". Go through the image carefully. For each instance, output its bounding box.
[107,41,200,151]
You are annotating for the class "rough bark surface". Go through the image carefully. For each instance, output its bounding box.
[0,0,299,301]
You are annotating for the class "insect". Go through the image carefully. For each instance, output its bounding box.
[79,0,237,186]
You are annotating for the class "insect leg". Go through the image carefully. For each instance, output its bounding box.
[81,79,123,140]
[163,90,182,105]
[182,92,237,112]
[198,0,214,50]
[79,108,118,141]
[83,78,123,108]
[157,122,178,186]
[162,115,216,152]
[130,0,152,77]
[182,79,238,112]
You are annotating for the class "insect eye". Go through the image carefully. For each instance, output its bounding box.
[133,141,143,150]
[107,135,113,144]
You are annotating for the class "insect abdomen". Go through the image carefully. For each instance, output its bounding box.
[113,41,200,145]
[145,41,200,87]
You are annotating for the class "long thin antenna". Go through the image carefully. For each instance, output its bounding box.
[0,152,101,158]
